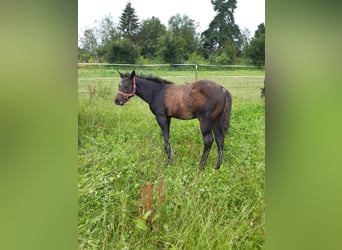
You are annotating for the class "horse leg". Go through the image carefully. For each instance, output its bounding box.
[212,121,225,170]
[199,118,214,170]
[156,115,172,165]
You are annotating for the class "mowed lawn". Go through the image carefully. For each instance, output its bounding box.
[78,67,265,249]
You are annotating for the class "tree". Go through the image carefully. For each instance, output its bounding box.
[78,46,91,63]
[201,0,241,60]
[95,14,119,46]
[247,23,265,66]
[119,2,140,42]
[254,23,265,38]
[154,14,198,64]
[168,14,198,58]
[240,27,251,53]
[79,28,98,61]
[104,39,140,64]
[156,33,185,64]
[136,17,167,59]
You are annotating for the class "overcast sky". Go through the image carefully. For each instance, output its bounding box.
[78,0,265,37]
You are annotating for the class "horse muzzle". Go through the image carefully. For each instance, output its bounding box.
[114,94,126,106]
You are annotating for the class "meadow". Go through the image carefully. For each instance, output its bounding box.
[78,67,265,249]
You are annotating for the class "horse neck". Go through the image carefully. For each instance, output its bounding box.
[135,78,162,104]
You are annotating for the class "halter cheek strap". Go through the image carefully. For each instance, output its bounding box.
[117,77,136,100]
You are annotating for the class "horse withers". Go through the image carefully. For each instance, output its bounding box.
[115,70,232,170]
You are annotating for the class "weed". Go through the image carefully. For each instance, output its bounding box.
[138,178,154,228]
[136,175,165,232]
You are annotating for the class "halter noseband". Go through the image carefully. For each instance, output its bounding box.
[117,77,136,100]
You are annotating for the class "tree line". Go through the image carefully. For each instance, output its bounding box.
[78,0,265,66]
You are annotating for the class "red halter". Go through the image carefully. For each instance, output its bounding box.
[117,77,136,100]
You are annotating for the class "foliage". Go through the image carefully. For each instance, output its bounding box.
[185,52,207,64]
[168,14,198,59]
[201,0,241,55]
[156,33,186,64]
[95,14,119,46]
[151,14,199,64]
[78,47,91,63]
[136,17,167,60]
[119,2,140,42]
[104,39,140,64]
[246,23,265,66]
[78,2,264,66]
[208,39,240,65]
[79,28,98,60]
[78,69,265,249]
[254,23,265,38]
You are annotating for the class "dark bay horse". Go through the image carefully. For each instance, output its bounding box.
[114,70,232,170]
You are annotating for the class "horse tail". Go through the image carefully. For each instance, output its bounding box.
[222,89,232,133]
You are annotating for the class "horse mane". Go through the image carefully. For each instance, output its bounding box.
[120,72,174,85]
[139,75,174,85]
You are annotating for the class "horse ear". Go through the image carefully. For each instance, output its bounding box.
[118,71,123,78]
[130,70,136,79]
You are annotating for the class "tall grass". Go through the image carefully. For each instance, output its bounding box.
[78,70,265,249]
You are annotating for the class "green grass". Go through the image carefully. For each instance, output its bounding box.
[78,69,265,249]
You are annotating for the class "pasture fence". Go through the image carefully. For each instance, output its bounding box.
[78,63,262,79]
[78,63,265,97]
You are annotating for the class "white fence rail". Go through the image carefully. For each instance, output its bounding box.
[78,63,259,68]
[78,63,263,82]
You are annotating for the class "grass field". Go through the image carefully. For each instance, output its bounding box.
[78,68,265,249]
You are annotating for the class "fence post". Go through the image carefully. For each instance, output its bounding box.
[195,64,198,82]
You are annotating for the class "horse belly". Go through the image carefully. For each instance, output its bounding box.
[164,85,195,119]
